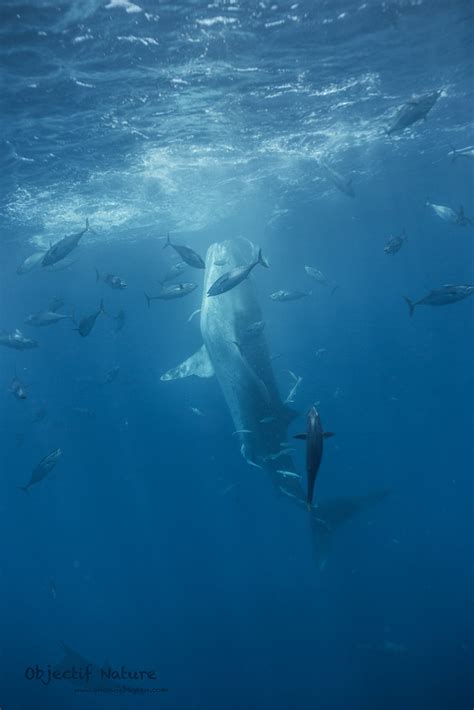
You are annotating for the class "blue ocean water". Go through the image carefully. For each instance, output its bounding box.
[1,1,473,708]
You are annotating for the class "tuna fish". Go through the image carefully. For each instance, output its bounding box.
[404,284,474,316]
[163,233,205,269]
[386,90,441,135]
[19,448,62,493]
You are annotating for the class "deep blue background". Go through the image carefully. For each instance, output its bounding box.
[0,1,473,708]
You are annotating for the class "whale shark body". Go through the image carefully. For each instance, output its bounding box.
[161,239,388,566]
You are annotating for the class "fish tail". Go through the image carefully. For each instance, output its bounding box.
[18,486,29,494]
[144,292,151,308]
[257,247,270,268]
[404,297,415,317]
[95,268,100,282]
[162,232,171,250]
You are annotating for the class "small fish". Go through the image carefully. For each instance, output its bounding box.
[188,308,201,323]
[113,309,125,333]
[240,444,262,469]
[384,228,407,255]
[220,483,237,496]
[190,407,204,416]
[270,290,311,302]
[232,429,252,436]
[404,284,474,316]
[207,248,269,297]
[103,365,119,384]
[0,329,38,350]
[284,370,302,404]
[315,348,328,358]
[448,145,474,162]
[95,269,127,290]
[48,579,57,600]
[19,448,62,493]
[276,469,302,479]
[25,311,72,327]
[278,486,300,500]
[264,448,295,462]
[163,233,205,269]
[145,284,197,304]
[74,300,105,337]
[304,266,328,285]
[9,375,27,400]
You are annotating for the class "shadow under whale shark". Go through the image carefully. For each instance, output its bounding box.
[161,239,389,567]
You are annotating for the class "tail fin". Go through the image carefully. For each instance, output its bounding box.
[162,233,171,250]
[257,248,270,268]
[95,268,100,283]
[18,486,29,494]
[144,292,151,308]
[404,296,415,317]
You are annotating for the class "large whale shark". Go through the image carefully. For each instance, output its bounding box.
[161,239,389,566]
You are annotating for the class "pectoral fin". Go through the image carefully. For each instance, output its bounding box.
[293,433,307,440]
[323,431,335,438]
[160,345,215,381]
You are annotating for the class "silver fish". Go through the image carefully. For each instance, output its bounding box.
[25,311,72,327]
[145,284,197,304]
[270,290,311,302]
[0,329,38,350]
[207,248,269,297]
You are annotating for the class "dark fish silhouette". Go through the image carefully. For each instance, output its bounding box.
[42,219,90,267]
[387,90,441,135]
[384,228,406,254]
[19,448,62,493]
[404,284,474,316]
[163,233,205,269]
[294,406,334,509]
[207,248,269,297]
[74,300,105,336]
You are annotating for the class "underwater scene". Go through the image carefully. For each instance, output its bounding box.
[0,0,473,708]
